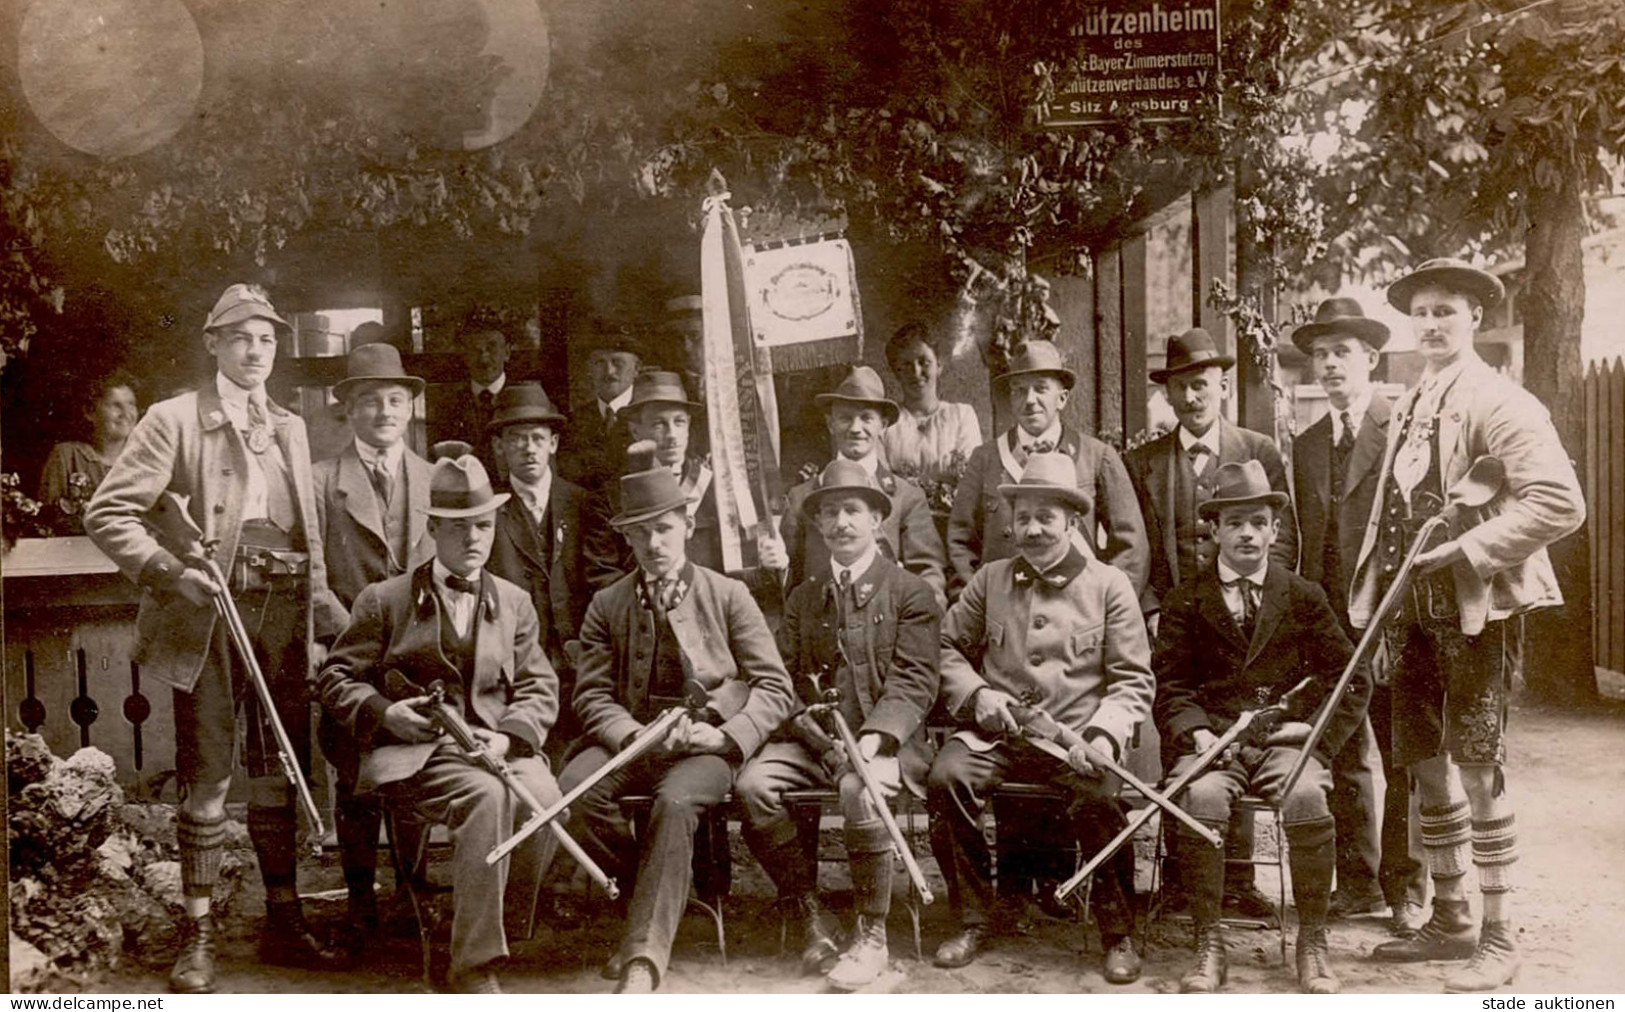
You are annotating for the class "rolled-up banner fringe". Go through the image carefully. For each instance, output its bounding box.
[720,193,783,517]
[766,335,863,374]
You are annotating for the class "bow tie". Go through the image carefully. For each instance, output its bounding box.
[445,573,478,594]
[1023,439,1056,455]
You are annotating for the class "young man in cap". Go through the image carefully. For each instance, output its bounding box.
[776,365,947,607]
[1290,298,1426,937]
[734,458,941,990]
[927,452,1155,983]
[85,283,351,991]
[312,341,437,941]
[315,452,563,994]
[559,320,642,495]
[1153,460,1368,994]
[485,382,622,760]
[564,442,796,993]
[1354,258,1584,990]
[946,339,1149,601]
[1124,326,1298,918]
[427,315,514,480]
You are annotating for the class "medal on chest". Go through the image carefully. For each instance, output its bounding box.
[245,426,273,454]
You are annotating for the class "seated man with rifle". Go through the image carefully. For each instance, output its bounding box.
[734,458,942,990]
[1152,460,1369,994]
[926,452,1155,983]
[84,284,351,992]
[314,450,568,994]
[560,441,796,993]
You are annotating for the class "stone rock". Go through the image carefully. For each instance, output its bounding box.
[10,930,53,991]
[139,861,184,909]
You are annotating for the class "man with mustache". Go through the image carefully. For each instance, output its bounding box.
[776,366,947,608]
[312,342,437,945]
[85,284,351,991]
[563,442,796,993]
[559,321,643,496]
[927,452,1154,983]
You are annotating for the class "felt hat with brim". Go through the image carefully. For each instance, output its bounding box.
[801,458,892,519]
[626,370,703,415]
[487,382,567,434]
[1386,257,1505,312]
[998,451,1092,514]
[1290,296,1390,354]
[1197,459,1290,520]
[1150,328,1235,384]
[425,454,510,518]
[610,440,691,528]
[814,366,900,425]
[204,283,291,335]
[996,340,1077,392]
[334,342,426,401]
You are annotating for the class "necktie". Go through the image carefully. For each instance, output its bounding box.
[370,458,394,506]
[1225,577,1258,630]
[1187,442,1210,475]
[478,389,495,423]
[1336,411,1355,454]
[446,573,478,594]
[245,390,273,454]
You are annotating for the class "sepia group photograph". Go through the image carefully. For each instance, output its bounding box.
[2,0,1623,998]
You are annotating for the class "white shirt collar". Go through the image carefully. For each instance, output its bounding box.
[509,468,553,515]
[470,373,507,398]
[843,450,881,479]
[1328,387,1374,443]
[599,385,634,419]
[1178,421,1223,457]
[215,371,262,415]
[354,437,405,472]
[432,558,480,594]
[831,544,879,589]
[1216,558,1267,589]
[1015,418,1063,450]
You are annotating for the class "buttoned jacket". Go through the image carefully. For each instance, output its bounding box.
[313,443,434,608]
[488,474,623,651]
[84,385,348,692]
[939,551,1154,758]
[1350,355,1585,636]
[1293,396,1391,601]
[1152,561,1364,769]
[315,561,558,791]
[572,564,796,761]
[1124,418,1299,612]
[780,461,947,609]
[946,424,1150,602]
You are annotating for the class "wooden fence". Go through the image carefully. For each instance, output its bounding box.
[1586,357,1625,677]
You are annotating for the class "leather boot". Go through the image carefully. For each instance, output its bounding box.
[791,894,840,975]
[168,914,217,994]
[1296,926,1340,994]
[1180,925,1228,993]
[933,925,985,969]
[1444,920,1520,993]
[1372,897,1477,962]
[615,957,658,994]
[261,900,351,969]
[827,915,889,991]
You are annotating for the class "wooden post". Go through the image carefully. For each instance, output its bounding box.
[1122,233,1149,441]
[1095,245,1125,443]
[1050,273,1097,437]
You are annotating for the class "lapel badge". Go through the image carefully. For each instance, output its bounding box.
[858,582,873,600]
[1255,686,1270,705]
[879,474,896,495]
[246,427,273,454]
[1014,568,1032,585]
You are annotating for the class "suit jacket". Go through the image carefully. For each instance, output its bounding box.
[1152,561,1365,769]
[946,425,1150,601]
[315,561,559,791]
[488,475,623,654]
[1350,355,1585,636]
[84,384,348,693]
[313,443,435,608]
[1124,418,1299,612]
[779,461,947,609]
[777,554,941,784]
[559,399,637,495]
[425,381,501,476]
[1292,396,1391,610]
[939,548,1154,759]
[572,564,796,761]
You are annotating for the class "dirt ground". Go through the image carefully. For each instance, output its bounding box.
[88,699,1625,995]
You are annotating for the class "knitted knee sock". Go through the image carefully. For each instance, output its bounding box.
[1284,817,1337,929]
[178,811,230,903]
[1417,801,1470,885]
[1472,814,1517,896]
[247,805,299,898]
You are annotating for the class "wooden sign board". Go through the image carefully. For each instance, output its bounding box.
[1039,0,1221,128]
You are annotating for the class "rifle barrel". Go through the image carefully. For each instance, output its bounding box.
[826,708,934,906]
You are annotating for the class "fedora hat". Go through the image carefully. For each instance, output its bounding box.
[813,366,900,425]
[425,453,510,518]
[1197,460,1290,520]
[334,342,426,401]
[1386,257,1505,312]
[996,340,1077,391]
[998,451,1092,514]
[625,370,703,415]
[801,458,893,519]
[1150,328,1235,384]
[1290,296,1390,354]
[486,382,567,435]
[610,440,692,528]
[204,283,290,335]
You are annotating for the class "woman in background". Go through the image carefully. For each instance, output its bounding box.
[880,321,982,481]
[39,371,139,532]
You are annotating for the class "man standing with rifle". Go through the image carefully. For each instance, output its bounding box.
[734,458,941,990]
[926,452,1155,983]
[1354,259,1585,991]
[564,442,796,993]
[314,451,566,993]
[85,284,352,992]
